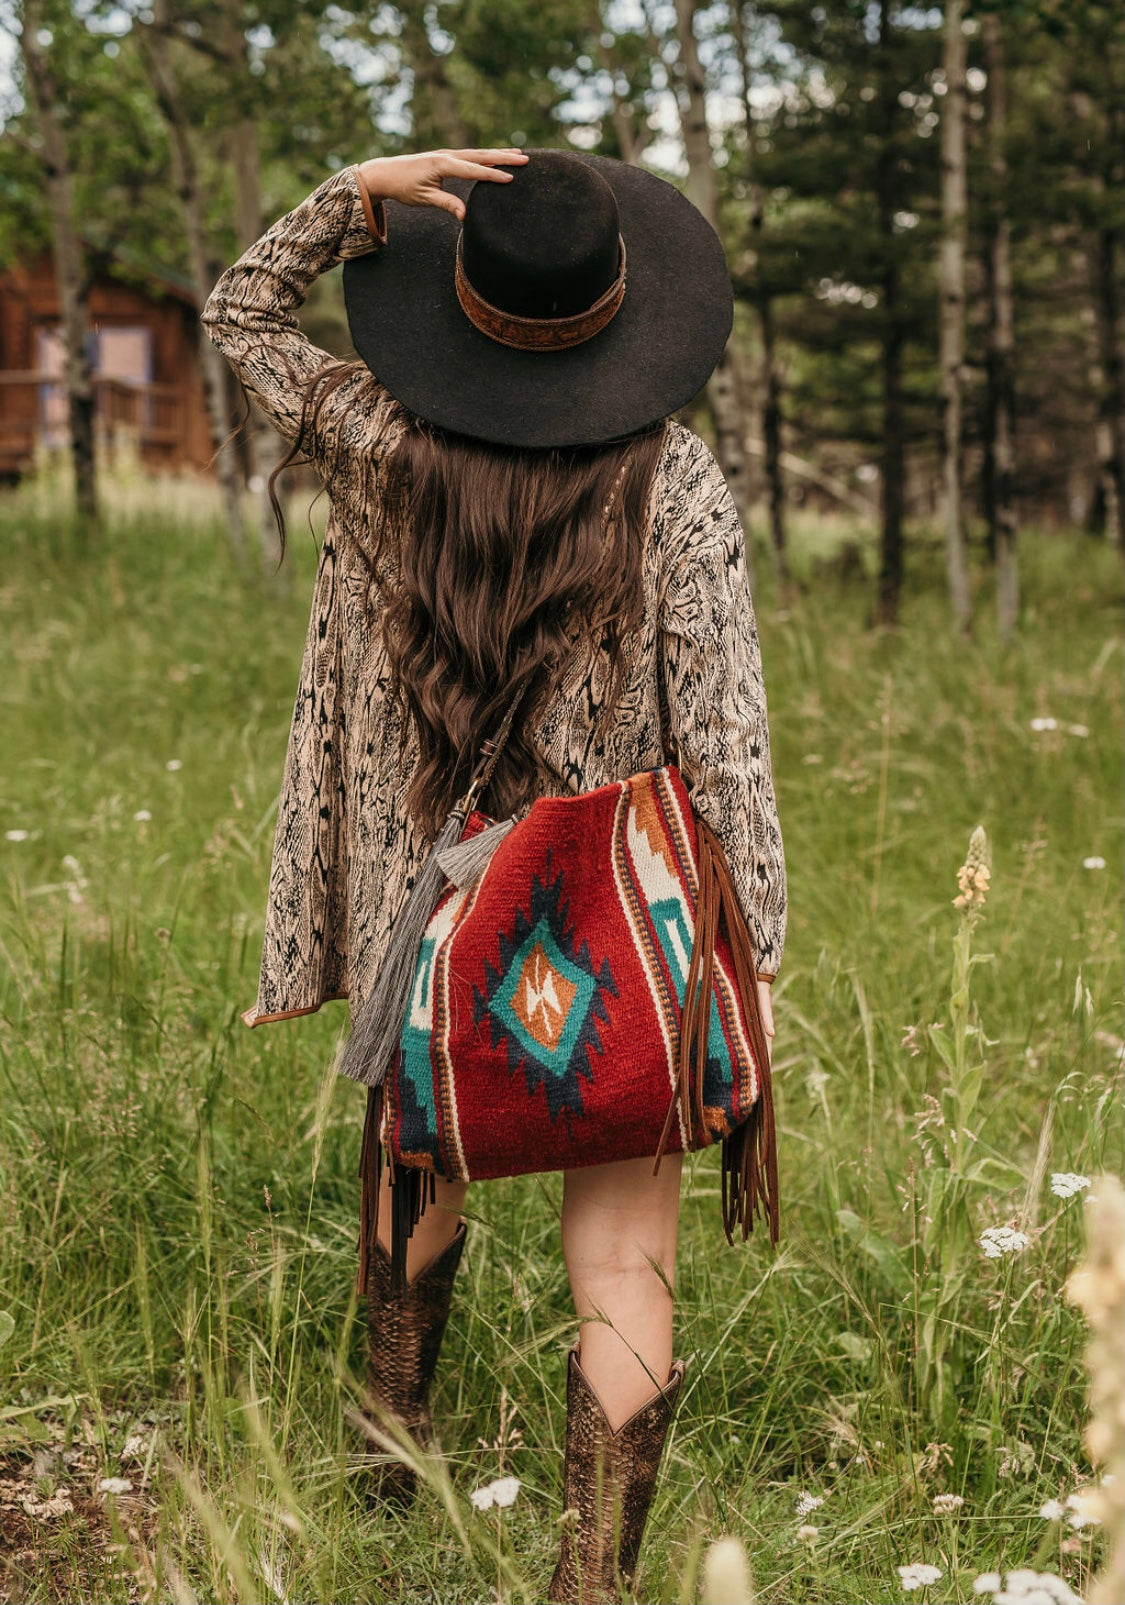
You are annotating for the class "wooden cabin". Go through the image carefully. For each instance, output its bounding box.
[0,254,214,480]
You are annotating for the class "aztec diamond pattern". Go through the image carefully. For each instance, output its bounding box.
[473,854,617,1122]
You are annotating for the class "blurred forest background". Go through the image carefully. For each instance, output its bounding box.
[1,7,1123,1603]
[1,0,1122,631]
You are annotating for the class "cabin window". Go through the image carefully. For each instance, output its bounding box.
[36,325,155,445]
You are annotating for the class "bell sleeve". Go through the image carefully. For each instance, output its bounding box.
[658,432,788,981]
[200,164,387,465]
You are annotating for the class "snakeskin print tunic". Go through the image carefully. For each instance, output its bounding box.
[201,165,787,1029]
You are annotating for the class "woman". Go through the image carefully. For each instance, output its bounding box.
[203,146,786,1603]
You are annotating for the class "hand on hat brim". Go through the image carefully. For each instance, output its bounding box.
[356,149,529,222]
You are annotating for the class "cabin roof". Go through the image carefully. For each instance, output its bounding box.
[1,243,199,309]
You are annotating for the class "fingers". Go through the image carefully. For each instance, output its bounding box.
[440,155,523,185]
[445,147,528,165]
[756,980,775,1038]
[430,188,467,221]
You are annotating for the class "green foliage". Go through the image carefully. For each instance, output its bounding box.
[0,476,1120,1601]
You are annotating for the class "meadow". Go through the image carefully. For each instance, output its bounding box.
[0,470,1121,1604]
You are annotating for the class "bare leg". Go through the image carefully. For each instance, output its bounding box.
[375,1161,468,1283]
[561,1154,683,1431]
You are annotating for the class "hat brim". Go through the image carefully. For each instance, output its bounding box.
[341,151,732,449]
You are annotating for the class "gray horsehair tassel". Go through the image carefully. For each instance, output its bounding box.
[335,805,466,1090]
[435,815,517,889]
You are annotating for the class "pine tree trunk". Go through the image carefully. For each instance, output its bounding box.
[879,277,906,627]
[143,4,246,560]
[733,0,787,584]
[940,0,971,635]
[760,298,786,577]
[1092,222,1125,555]
[982,13,1019,638]
[20,0,98,526]
[669,0,753,557]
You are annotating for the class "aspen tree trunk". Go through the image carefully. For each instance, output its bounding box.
[875,5,905,626]
[219,5,287,582]
[982,13,1019,638]
[669,0,753,560]
[940,0,971,635]
[19,0,98,524]
[143,3,246,560]
[597,33,650,165]
[733,0,787,585]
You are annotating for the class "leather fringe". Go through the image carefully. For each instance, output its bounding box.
[356,1085,383,1299]
[356,1084,436,1296]
[389,1163,434,1295]
[653,815,779,1250]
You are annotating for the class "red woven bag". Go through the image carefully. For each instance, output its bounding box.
[338,691,779,1290]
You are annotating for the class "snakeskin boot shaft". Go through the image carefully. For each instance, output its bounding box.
[362,1219,467,1505]
[547,1346,685,1604]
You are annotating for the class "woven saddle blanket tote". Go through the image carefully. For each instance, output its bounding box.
[384,764,763,1182]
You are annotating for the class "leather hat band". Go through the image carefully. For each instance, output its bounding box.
[455,233,627,352]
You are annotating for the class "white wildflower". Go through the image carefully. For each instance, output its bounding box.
[1083,856,1106,870]
[981,1226,1030,1259]
[61,853,87,904]
[5,829,29,841]
[98,1476,133,1495]
[165,759,183,771]
[795,1491,824,1517]
[1051,1174,1092,1200]
[898,1561,943,1590]
[933,1492,964,1514]
[1029,717,1058,731]
[470,1475,521,1511]
[1067,724,1089,738]
[120,1433,148,1462]
[973,1576,1002,1595]
[1064,1490,1099,1529]
[987,1571,1083,1605]
[133,809,152,822]
[797,1524,819,1540]
[1039,1499,1066,1519]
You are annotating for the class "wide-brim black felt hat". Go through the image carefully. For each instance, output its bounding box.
[342,148,733,450]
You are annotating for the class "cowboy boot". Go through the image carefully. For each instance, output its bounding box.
[547,1346,685,1604]
[361,1218,467,1506]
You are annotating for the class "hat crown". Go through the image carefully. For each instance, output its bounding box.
[461,151,621,320]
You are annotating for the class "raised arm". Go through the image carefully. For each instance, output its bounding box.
[658,429,788,990]
[200,165,386,448]
[201,150,529,463]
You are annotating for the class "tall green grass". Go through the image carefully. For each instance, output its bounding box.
[1,473,1121,1603]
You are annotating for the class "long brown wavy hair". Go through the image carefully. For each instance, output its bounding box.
[270,361,668,841]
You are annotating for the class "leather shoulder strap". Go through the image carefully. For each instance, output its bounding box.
[457,681,530,814]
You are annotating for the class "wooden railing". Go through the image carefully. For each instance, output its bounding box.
[0,372,188,468]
